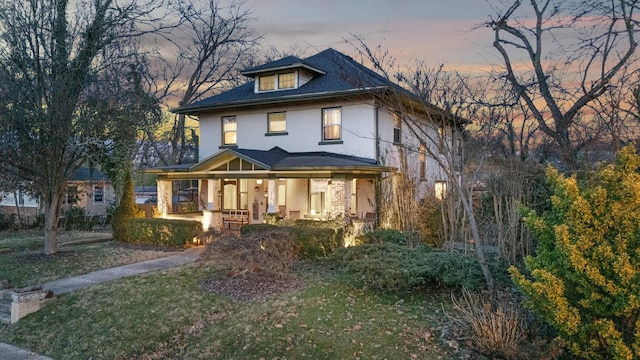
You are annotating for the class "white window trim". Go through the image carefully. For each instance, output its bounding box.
[256,71,299,93]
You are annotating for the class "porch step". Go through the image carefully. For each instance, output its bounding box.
[0,299,10,325]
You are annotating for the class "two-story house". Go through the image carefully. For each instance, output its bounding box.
[150,48,464,230]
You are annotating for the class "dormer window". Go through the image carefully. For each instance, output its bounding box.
[258,75,276,91]
[278,72,295,89]
[257,72,297,92]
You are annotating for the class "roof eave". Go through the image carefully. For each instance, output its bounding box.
[172,86,388,115]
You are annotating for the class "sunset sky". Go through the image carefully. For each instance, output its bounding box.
[249,0,501,73]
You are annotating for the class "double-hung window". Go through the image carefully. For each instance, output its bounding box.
[419,144,426,180]
[393,113,401,144]
[222,116,237,146]
[94,184,104,204]
[322,107,341,142]
[267,112,287,134]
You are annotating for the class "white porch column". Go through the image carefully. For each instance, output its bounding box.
[157,180,172,218]
[207,179,215,210]
[267,179,276,213]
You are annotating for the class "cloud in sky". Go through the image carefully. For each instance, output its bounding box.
[248,0,501,70]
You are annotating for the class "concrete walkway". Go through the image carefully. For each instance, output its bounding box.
[1,245,204,360]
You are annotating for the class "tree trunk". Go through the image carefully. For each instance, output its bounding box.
[43,193,62,255]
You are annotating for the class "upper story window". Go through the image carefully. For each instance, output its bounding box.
[258,75,275,91]
[257,72,297,92]
[222,116,237,146]
[419,144,426,180]
[278,72,295,89]
[267,112,287,134]
[322,107,341,142]
[393,113,401,144]
[437,125,445,151]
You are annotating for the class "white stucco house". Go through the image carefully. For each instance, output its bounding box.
[150,48,464,230]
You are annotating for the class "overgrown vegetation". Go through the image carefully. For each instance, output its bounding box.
[512,145,640,359]
[329,242,509,292]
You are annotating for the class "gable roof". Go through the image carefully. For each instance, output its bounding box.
[173,48,402,115]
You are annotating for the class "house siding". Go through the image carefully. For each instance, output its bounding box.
[197,100,377,160]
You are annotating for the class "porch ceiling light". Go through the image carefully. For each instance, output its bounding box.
[256,179,263,184]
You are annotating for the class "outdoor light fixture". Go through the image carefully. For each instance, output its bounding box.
[256,179,263,184]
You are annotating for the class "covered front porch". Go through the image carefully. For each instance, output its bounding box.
[149,147,393,231]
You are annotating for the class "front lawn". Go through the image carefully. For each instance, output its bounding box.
[0,263,454,359]
[0,229,458,359]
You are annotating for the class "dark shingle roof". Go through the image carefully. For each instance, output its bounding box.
[174,48,401,115]
[69,167,109,181]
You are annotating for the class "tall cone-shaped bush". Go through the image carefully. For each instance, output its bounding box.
[511,145,640,359]
[111,169,142,241]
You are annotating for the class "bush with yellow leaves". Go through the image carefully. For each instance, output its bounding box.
[511,145,640,359]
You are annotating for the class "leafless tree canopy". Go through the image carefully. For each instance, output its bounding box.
[488,0,640,168]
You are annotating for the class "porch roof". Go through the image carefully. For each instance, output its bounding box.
[147,147,395,179]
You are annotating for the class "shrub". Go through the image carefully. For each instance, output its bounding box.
[511,145,640,359]
[359,229,409,246]
[449,289,527,359]
[241,222,343,259]
[111,170,143,241]
[332,243,508,292]
[125,218,201,247]
[206,229,296,275]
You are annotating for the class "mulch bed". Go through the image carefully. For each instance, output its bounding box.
[198,271,304,302]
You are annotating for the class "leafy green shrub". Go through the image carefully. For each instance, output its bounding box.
[62,207,98,231]
[359,229,409,245]
[511,145,640,359]
[241,223,343,259]
[331,243,508,292]
[262,213,281,225]
[125,218,200,247]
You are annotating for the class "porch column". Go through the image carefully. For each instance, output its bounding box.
[327,176,352,222]
[267,179,276,213]
[207,179,215,210]
[157,180,172,218]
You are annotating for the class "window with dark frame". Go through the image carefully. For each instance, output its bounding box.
[222,116,237,146]
[393,113,401,144]
[322,107,341,141]
[267,112,287,134]
[93,184,104,203]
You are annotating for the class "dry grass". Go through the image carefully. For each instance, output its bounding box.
[449,289,526,359]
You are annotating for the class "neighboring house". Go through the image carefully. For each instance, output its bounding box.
[0,167,115,218]
[150,48,464,229]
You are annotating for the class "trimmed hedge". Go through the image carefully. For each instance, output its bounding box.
[241,222,343,259]
[125,218,201,247]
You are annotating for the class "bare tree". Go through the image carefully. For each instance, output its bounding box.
[488,0,640,169]
[350,40,497,292]
[0,0,169,254]
[157,0,259,165]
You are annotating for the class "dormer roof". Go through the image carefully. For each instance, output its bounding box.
[239,56,325,77]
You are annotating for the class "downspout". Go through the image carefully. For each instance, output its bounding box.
[374,105,382,227]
